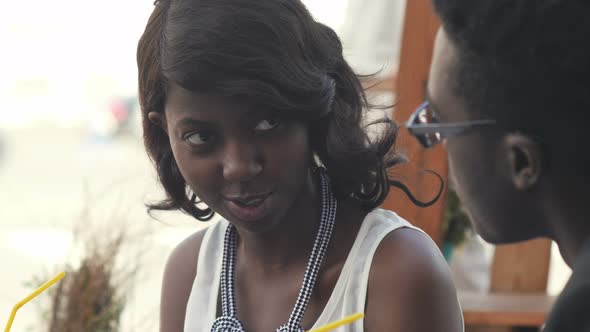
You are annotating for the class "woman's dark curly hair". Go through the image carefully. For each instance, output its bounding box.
[137,0,439,221]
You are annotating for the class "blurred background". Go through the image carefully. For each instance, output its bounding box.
[0,1,569,331]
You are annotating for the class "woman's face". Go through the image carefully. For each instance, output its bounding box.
[163,83,315,233]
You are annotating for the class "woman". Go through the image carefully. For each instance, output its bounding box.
[137,0,463,331]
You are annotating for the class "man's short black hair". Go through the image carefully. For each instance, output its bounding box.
[432,0,590,145]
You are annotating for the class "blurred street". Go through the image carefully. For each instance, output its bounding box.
[0,126,206,331]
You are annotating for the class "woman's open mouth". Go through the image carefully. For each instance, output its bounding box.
[224,192,272,222]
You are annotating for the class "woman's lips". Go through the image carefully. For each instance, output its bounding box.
[224,193,272,222]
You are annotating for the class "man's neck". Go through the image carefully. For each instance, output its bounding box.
[553,225,590,268]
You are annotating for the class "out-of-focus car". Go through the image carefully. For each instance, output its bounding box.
[107,96,140,137]
[88,96,141,141]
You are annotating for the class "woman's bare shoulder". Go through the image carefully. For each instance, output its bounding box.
[164,228,209,283]
[365,227,463,332]
[160,228,209,332]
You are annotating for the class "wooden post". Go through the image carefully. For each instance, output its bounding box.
[491,239,552,294]
[382,0,448,245]
[465,239,553,332]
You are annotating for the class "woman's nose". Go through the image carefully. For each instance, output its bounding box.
[221,140,263,182]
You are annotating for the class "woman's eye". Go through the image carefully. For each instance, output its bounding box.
[184,132,213,145]
[254,117,280,131]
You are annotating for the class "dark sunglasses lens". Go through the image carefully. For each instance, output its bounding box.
[414,104,442,147]
[416,133,442,148]
[414,104,440,125]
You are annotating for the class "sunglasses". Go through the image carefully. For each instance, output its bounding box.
[406,101,496,148]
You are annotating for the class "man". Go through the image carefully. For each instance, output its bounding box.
[406,1,590,331]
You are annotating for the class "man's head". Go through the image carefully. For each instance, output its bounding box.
[421,0,590,244]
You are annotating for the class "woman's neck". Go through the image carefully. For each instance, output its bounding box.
[235,170,322,273]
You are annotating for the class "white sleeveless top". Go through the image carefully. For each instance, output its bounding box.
[184,208,463,331]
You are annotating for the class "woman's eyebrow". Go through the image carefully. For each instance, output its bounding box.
[175,117,211,128]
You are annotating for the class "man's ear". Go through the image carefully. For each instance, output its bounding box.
[501,133,543,190]
[148,111,168,134]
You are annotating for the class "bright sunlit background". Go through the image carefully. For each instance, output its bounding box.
[0,1,569,331]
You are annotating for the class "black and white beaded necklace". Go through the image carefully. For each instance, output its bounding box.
[211,170,337,332]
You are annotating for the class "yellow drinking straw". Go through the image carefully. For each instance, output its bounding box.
[308,312,364,332]
[4,271,66,332]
